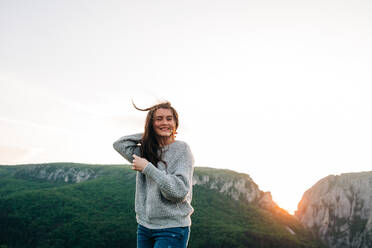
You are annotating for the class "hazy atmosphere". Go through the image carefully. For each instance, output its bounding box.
[1,0,372,213]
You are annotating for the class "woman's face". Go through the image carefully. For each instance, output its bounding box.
[152,108,176,138]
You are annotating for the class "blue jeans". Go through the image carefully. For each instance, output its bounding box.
[137,224,190,248]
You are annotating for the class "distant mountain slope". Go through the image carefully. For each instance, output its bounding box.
[0,163,324,248]
[296,171,372,248]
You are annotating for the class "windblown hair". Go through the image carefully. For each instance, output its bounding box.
[133,101,179,167]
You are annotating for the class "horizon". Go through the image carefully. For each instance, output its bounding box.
[1,0,372,214]
[0,160,368,214]
[0,160,309,214]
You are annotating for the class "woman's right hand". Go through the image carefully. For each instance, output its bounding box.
[132,154,149,172]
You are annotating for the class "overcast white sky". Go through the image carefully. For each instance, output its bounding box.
[1,0,372,213]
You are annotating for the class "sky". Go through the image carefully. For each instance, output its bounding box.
[1,0,372,213]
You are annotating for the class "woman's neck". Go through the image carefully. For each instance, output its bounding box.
[158,136,175,147]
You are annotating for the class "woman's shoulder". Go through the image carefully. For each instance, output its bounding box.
[171,140,190,150]
[166,140,194,166]
[163,140,191,153]
[168,140,193,158]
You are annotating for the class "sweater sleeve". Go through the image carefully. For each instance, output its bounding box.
[142,143,194,203]
[113,133,142,163]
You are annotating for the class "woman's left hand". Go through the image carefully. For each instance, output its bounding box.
[132,154,149,172]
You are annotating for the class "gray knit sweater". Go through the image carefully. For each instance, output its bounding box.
[113,133,194,229]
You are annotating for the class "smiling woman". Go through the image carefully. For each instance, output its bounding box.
[152,108,177,139]
[113,101,194,248]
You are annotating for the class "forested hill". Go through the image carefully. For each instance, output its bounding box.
[0,163,325,248]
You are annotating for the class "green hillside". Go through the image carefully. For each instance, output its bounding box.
[0,163,325,248]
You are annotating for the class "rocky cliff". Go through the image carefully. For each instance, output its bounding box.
[193,167,279,211]
[296,171,372,248]
[9,163,106,183]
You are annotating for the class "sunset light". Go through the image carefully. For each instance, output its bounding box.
[1,0,372,215]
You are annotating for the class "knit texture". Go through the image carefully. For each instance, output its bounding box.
[113,133,194,229]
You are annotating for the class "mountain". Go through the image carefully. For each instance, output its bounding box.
[296,171,372,248]
[0,163,324,248]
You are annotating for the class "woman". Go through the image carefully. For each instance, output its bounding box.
[113,101,194,248]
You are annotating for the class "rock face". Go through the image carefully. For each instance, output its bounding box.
[11,163,100,183]
[193,168,279,210]
[296,171,372,248]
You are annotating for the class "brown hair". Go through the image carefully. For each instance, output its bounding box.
[133,101,179,167]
